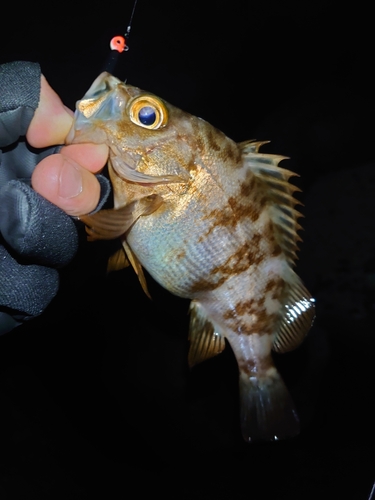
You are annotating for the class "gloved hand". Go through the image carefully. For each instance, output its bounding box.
[0,61,110,334]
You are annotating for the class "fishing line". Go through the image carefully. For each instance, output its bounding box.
[103,0,139,75]
[368,481,375,500]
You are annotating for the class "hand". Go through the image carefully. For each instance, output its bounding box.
[0,61,109,334]
[30,75,108,216]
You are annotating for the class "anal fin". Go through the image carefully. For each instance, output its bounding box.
[188,301,226,368]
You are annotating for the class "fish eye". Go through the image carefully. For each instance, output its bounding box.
[138,106,157,126]
[128,95,168,129]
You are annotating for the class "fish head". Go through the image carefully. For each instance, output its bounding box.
[67,72,169,143]
[66,72,202,206]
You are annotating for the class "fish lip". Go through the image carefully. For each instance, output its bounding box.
[65,106,110,146]
[83,72,122,99]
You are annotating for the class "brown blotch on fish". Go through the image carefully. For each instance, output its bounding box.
[199,243,265,289]
[272,243,283,258]
[187,161,198,173]
[222,242,263,273]
[264,277,281,294]
[262,220,278,242]
[222,298,277,337]
[206,128,223,152]
[238,355,274,375]
[244,248,265,267]
[202,246,263,286]
[239,171,257,198]
[223,297,264,320]
[227,195,261,224]
[191,121,205,152]
[251,233,262,247]
[198,207,239,242]
[189,273,228,294]
[250,311,279,335]
[175,249,186,261]
[222,142,242,164]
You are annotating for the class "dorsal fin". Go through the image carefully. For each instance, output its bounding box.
[239,140,303,267]
[239,141,315,352]
[188,300,226,367]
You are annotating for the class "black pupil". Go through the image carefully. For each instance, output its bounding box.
[138,106,157,126]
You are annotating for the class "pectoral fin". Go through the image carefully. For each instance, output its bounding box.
[79,194,163,241]
[188,300,226,368]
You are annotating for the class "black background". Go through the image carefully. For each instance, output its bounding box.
[1,1,375,498]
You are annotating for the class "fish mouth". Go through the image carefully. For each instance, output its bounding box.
[65,115,109,146]
[83,72,124,99]
[65,72,126,146]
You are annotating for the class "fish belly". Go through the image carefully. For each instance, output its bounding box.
[125,196,242,297]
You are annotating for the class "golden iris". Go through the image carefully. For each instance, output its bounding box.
[128,95,168,129]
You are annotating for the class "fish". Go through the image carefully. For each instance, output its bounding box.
[66,72,315,442]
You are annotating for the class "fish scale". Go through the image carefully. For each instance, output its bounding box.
[69,72,315,442]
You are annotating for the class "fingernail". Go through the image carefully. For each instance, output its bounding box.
[59,159,83,199]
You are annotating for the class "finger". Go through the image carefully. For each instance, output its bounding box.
[60,143,109,173]
[26,75,74,148]
[31,153,101,216]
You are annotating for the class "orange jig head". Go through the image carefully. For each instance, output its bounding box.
[110,36,127,53]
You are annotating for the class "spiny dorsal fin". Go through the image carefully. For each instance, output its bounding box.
[240,140,303,267]
[188,300,226,367]
[273,274,316,353]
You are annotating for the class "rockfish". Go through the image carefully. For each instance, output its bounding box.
[66,72,315,442]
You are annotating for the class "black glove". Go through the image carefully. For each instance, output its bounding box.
[0,61,109,334]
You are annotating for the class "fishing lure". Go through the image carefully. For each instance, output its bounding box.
[103,0,138,74]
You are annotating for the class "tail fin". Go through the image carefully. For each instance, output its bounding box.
[239,368,300,442]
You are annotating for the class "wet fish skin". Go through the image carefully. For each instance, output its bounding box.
[68,72,315,442]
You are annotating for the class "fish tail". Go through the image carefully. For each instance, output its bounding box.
[238,367,299,442]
